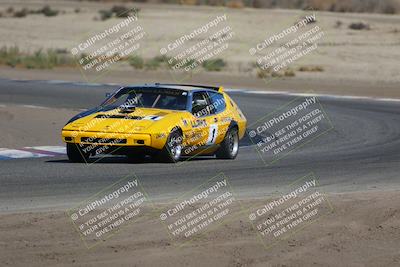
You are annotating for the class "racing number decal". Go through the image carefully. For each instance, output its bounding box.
[206,124,218,145]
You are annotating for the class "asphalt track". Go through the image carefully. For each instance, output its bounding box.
[0,79,400,212]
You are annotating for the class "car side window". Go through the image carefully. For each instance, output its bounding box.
[208,92,226,114]
[192,92,213,117]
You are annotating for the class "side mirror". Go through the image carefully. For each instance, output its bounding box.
[105,92,112,98]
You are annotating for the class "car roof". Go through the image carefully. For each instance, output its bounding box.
[126,83,221,92]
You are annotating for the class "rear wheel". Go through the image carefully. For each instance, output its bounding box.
[157,128,182,163]
[216,127,239,159]
[67,143,89,163]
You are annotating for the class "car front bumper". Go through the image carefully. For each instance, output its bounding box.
[62,130,153,147]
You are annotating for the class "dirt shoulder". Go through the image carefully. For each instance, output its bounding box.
[0,105,79,148]
[0,190,399,267]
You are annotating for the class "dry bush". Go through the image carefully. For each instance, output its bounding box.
[226,0,245,8]
[257,67,295,78]
[241,0,399,14]
[13,8,28,18]
[284,69,296,76]
[257,69,268,79]
[349,22,370,30]
[311,0,400,14]
[298,65,324,72]
[180,0,198,5]
[80,0,400,14]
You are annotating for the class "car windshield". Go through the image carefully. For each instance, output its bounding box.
[101,87,188,111]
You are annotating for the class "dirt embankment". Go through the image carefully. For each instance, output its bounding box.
[0,191,399,267]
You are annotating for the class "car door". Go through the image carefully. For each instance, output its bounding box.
[207,91,229,145]
[187,91,218,150]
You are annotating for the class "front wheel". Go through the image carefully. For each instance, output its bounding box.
[216,127,239,159]
[66,143,89,163]
[157,129,182,163]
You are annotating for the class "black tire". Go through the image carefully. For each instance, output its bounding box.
[216,127,239,159]
[67,143,89,163]
[157,128,183,163]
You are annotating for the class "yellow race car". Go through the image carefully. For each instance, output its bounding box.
[61,83,247,163]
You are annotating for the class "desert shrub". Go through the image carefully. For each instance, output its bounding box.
[271,71,283,77]
[257,69,268,79]
[129,55,144,69]
[298,65,324,72]
[13,8,28,18]
[11,6,60,18]
[381,1,398,14]
[322,0,399,14]
[226,0,245,8]
[202,58,226,71]
[180,0,198,5]
[255,65,294,78]
[256,63,272,78]
[6,7,14,13]
[40,5,59,17]
[23,50,47,69]
[0,46,20,67]
[6,57,19,67]
[113,6,140,18]
[98,6,140,20]
[74,8,81,13]
[45,49,73,66]
[99,10,113,21]
[103,0,400,14]
[284,69,296,77]
[111,6,131,17]
[0,46,74,69]
[23,49,62,69]
[349,22,370,30]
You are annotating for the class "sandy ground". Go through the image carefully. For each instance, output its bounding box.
[0,0,399,91]
[0,191,399,267]
[0,105,79,148]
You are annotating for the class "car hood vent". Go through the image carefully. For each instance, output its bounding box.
[95,114,143,120]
